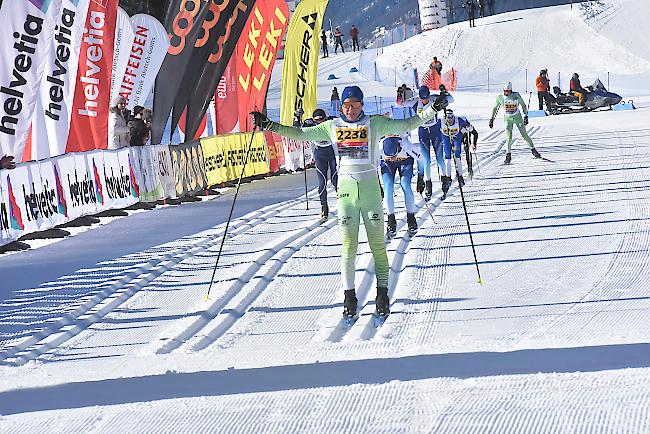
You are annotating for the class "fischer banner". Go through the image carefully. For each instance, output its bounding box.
[110,7,135,105]
[66,0,120,152]
[213,56,240,134]
[0,0,63,160]
[184,0,256,140]
[29,0,92,161]
[120,14,169,110]
[200,132,269,185]
[235,0,288,132]
[279,0,327,125]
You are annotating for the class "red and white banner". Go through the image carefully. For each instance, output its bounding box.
[281,137,312,171]
[214,56,240,134]
[235,0,289,132]
[120,14,168,110]
[66,0,119,153]
[30,0,92,161]
[110,7,135,105]
[0,0,63,160]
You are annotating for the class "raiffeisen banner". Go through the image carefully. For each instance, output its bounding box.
[110,7,135,105]
[30,0,92,161]
[66,0,119,153]
[120,14,169,110]
[0,0,63,160]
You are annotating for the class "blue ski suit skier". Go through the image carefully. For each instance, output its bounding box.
[251,86,448,319]
[380,134,422,239]
[303,108,338,221]
[438,109,470,193]
[415,85,444,202]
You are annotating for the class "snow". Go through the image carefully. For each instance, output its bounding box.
[1,1,650,432]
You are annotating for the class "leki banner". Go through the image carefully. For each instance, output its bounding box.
[29,0,92,161]
[200,132,269,185]
[110,7,135,105]
[66,0,120,152]
[120,14,169,110]
[235,0,289,132]
[279,0,327,126]
[151,0,212,144]
[0,0,63,160]
[184,0,256,140]
[213,56,240,134]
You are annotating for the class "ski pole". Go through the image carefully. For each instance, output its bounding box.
[302,139,309,210]
[205,124,259,301]
[443,107,483,284]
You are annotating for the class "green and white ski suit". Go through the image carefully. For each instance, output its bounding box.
[491,92,534,153]
[268,106,436,291]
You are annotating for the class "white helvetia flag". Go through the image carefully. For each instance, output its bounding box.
[110,7,135,105]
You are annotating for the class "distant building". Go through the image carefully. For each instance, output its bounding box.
[418,0,448,31]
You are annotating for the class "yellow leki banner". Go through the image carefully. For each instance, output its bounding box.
[200,133,270,186]
[279,0,329,125]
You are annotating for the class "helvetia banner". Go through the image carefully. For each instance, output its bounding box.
[110,7,135,105]
[29,0,92,161]
[151,0,212,145]
[279,0,327,126]
[66,0,120,152]
[213,55,240,134]
[235,0,288,132]
[184,0,256,141]
[120,14,169,110]
[0,0,63,160]
[170,0,246,139]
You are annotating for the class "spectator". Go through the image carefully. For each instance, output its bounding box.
[108,96,130,149]
[535,69,552,111]
[463,0,476,27]
[0,154,16,170]
[128,108,152,146]
[334,26,344,54]
[430,56,443,75]
[478,0,485,17]
[330,87,341,115]
[488,0,495,15]
[570,72,588,105]
[320,30,329,58]
[403,84,414,101]
[350,25,359,52]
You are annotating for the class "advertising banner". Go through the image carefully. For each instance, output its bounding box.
[152,144,177,199]
[214,56,240,134]
[110,7,135,105]
[235,0,288,132]
[121,14,169,110]
[30,0,92,161]
[281,137,312,171]
[66,0,120,152]
[38,158,68,227]
[200,132,269,186]
[129,146,164,202]
[279,0,327,125]
[0,0,63,160]
[184,0,256,140]
[169,140,208,196]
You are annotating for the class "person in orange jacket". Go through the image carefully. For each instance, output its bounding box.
[570,73,588,105]
[535,69,552,111]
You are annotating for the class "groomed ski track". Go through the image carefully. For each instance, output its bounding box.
[1,109,650,432]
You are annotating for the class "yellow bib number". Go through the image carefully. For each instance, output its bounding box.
[335,126,369,159]
[505,101,518,114]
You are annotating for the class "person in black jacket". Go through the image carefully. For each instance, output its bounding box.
[321,30,328,58]
[463,1,476,27]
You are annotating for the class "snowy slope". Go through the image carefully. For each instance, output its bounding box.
[1,1,650,432]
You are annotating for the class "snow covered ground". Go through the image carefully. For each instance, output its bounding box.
[1,1,650,432]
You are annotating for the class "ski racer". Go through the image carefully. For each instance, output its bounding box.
[380,134,421,240]
[489,81,541,164]
[438,109,470,193]
[251,85,448,319]
[415,85,444,202]
[459,116,478,178]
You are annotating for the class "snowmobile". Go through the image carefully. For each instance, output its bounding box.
[547,79,622,115]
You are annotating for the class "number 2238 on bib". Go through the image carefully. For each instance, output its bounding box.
[335,126,369,160]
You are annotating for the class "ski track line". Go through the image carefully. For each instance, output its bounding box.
[166,214,341,353]
[0,190,322,366]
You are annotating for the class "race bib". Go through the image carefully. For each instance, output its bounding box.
[335,126,370,160]
[505,101,518,114]
[442,126,459,136]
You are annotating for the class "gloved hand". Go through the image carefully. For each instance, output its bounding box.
[433,93,448,111]
[250,111,272,129]
[488,118,494,129]
[524,115,529,126]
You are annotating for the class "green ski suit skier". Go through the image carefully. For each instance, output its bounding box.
[489,81,541,164]
[251,86,447,318]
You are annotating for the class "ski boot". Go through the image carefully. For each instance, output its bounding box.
[343,289,357,318]
[375,286,390,317]
[320,204,329,222]
[416,174,425,195]
[386,214,397,241]
[424,180,433,202]
[406,212,418,237]
[531,148,541,158]
[457,175,465,188]
[441,176,451,198]
[504,152,512,165]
